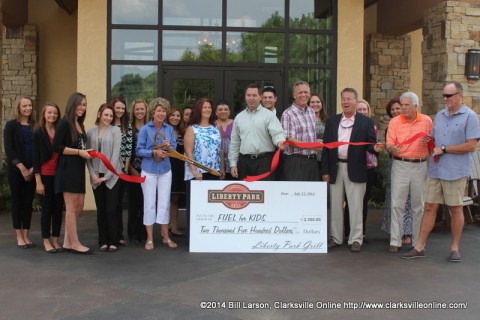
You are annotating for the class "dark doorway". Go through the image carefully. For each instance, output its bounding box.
[163,67,284,116]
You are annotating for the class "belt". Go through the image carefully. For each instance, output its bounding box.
[338,158,348,163]
[286,154,316,160]
[240,152,274,160]
[393,156,426,163]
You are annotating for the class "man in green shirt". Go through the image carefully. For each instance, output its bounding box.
[229,84,286,180]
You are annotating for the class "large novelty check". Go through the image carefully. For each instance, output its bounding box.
[189,181,327,253]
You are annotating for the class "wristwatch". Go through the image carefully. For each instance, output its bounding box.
[441,144,447,154]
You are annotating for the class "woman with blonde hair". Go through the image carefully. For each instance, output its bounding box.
[136,99,177,250]
[345,99,379,242]
[4,96,37,248]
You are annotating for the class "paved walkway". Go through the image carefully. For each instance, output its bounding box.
[0,209,478,320]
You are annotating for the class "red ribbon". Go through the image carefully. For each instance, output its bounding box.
[87,150,145,183]
[243,132,435,182]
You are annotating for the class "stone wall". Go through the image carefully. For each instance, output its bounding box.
[2,25,38,122]
[365,33,411,142]
[423,0,480,115]
[1,24,38,163]
[0,1,3,163]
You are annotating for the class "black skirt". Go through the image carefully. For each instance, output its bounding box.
[54,155,86,194]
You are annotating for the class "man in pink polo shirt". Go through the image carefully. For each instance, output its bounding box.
[386,92,432,253]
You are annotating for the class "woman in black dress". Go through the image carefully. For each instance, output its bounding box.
[167,107,186,236]
[127,99,148,243]
[3,96,37,248]
[53,92,93,254]
[33,102,64,253]
[110,96,132,246]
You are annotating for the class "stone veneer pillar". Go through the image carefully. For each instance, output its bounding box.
[423,0,480,115]
[2,25,38,123]
[366,33,411,142]
[0,1,3,162]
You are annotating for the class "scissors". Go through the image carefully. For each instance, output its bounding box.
[153,131,220,176]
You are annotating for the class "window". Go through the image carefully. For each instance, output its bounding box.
[109,0,336,114]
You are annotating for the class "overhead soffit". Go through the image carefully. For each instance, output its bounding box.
[54,0,78,15]
[377,0,442,35]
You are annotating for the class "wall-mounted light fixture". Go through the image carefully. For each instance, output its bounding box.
[466,49,480,80]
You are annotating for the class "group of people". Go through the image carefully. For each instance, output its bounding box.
[4,81,479,261]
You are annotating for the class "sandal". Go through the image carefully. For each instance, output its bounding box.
[402,235,412,245]
[163,238,177,249]
[108,245,118,252]
[99,245,108,252]
[144,241,154,251]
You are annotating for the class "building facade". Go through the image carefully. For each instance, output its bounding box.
[1,0,479,209]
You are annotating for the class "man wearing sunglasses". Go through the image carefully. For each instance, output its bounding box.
[403,81,480,262]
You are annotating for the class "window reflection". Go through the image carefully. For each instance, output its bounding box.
[227,0,284,28]
[112,30,158,60]
[112,0,158,25]
[289,34,332,65]
[111,65,158,105]
[163,0,222,26]
[290,0,332,30]
[288,68,332,108]
[172,79,215,108]
[163,31,222,62]
[226,32,284,63]
[109,0,335,115]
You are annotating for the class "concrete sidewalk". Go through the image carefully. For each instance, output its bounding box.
[0,209,478,320]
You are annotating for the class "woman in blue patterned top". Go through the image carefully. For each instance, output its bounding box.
[183,98,223,239]
[184,98,223,181]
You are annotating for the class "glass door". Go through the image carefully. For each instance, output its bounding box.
[163,67,222,109]
[162,67,284,116]
[224,69,284,116]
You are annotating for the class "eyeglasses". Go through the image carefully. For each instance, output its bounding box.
[442,92,460,99]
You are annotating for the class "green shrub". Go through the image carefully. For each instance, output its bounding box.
[0,162,11,211]
[369,152,389,208]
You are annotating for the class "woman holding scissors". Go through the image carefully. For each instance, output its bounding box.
[136,100,177,251]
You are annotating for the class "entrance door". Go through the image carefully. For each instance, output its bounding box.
[163,68,223,109]
[224,69,283,116]
[163,67,284,116]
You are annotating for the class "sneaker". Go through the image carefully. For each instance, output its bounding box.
[350,241,361,253]
[388,245,400,253]
[401,248,426,259]
[327,239,341,249]
[448,251,461,262]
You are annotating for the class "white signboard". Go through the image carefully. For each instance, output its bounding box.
[189,181,327,253]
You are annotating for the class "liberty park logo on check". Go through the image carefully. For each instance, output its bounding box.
[208,183,264,209]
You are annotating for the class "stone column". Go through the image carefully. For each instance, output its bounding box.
[0,0,3,163]
[366,33,411,142]
[2,25,38,124]
[423,0,480,115]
